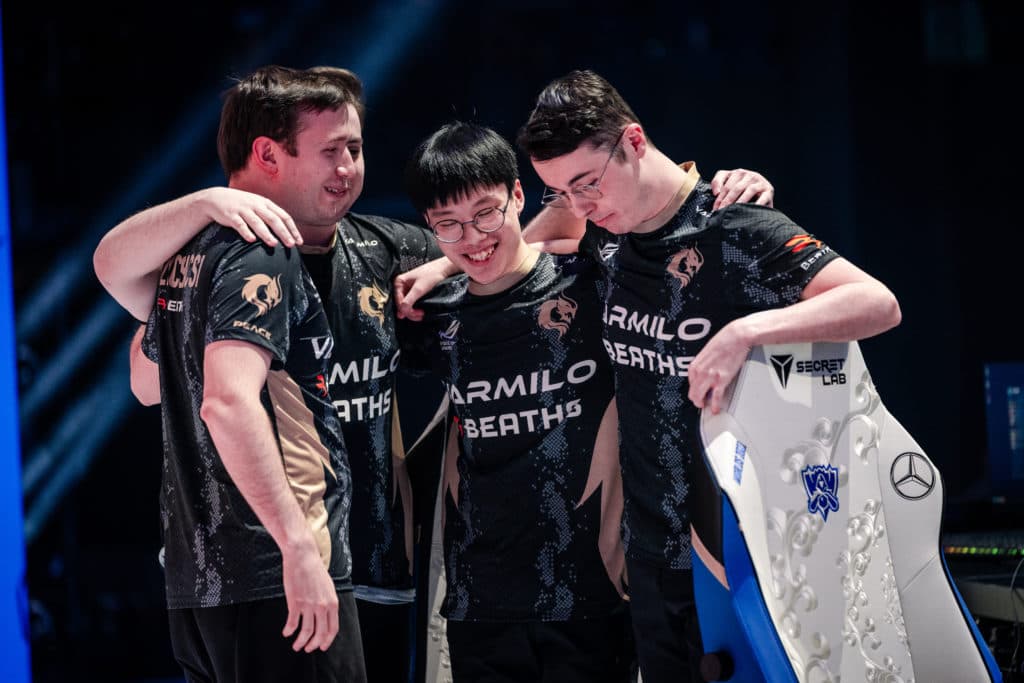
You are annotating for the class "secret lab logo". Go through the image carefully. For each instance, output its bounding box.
[770,353,846,388]
[770,354,794,388]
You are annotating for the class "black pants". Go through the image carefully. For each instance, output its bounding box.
[625,555,704,683]
[168,590,367,683]
[355,598,413,683]
[446,610,633,683]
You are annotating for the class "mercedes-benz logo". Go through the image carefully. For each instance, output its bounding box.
[890,452,936,500]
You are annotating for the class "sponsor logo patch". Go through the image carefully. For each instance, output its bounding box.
[666,246,703,288]
[802,464,840,521]
[358,281,389,326]
[241,273,282,317]
[538,294,578,338]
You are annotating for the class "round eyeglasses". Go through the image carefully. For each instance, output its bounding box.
[429,195,512,244]
[540,130,624,209]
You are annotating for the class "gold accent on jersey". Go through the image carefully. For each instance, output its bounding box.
[241,273,283,317]
[537,294,578,338]
[667,246,704,288]
[358,281,389,326]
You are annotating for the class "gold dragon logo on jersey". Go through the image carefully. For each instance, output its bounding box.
[240,274,283,316]
[667,246,704,289]
[358,281,389,326]
[537,294,579,338]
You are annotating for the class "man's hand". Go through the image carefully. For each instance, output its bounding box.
[687,319,752,415]
[195,187,302,247]
[201,340,339,652]
[394,257,457,321]
[710,169,775,211]
[281,540,340,652]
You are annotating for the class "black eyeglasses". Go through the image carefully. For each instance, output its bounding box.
[540,130,624,208]
[428,195,512,244]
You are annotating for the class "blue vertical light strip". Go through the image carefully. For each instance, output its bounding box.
[0,9,33,682]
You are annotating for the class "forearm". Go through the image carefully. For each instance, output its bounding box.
[522,206,585,247]
[93,189,220,320]
[736,281,901,347]
[129,325,160,406]
[201,392,319,556]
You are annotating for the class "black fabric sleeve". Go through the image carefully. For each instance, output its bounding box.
[206,243,308,364]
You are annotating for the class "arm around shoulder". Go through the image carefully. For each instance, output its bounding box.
[94,187,301,321]
[129,325,160,406]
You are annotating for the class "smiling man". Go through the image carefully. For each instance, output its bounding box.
[96,65,366,683]
[517,69,902,683]
[399,121,632,682]
[95,65,444,683]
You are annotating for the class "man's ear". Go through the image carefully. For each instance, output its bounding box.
[250,136,279,175]
[512,178,526,214]
[624,122,647,160]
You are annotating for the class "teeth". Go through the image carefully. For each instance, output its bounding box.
[466,245,495,262]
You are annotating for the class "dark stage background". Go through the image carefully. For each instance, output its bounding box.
[4,1,1022,680]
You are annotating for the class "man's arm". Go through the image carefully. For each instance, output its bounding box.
[521,206,587,252]
[688,258,901,414]
[200,339,339,653]
[393,169,776,318]
[710,168,775,211]
[93,188,301,321]
[129,325,160,406]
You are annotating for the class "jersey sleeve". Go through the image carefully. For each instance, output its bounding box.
[396,277,463,377]
[395,317,435,376]
[385,218,444,274]
[713,204,840,309]
[141,308,159,363]
[206,242,309,364]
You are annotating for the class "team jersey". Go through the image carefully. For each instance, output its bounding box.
[403,252,626,622]
[579,163,840,569]
[143,225,352,609]
[299,212,443,596]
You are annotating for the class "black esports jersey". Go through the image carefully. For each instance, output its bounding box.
[579,165,839,570]
[143,225,352,609]
[299,213,442,595]
[403,253,626,622]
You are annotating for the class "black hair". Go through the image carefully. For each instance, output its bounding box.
[404,121,518,214]
[516,69,645,161]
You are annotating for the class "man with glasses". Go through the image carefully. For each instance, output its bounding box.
[398,121,633,683]
[516,69,902,682]
[96,61,776,682]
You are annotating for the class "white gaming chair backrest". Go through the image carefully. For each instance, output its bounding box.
[699,341,999,682]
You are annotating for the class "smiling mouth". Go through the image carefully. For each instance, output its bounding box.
[465,244,496,263]
[325,183,351,195]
